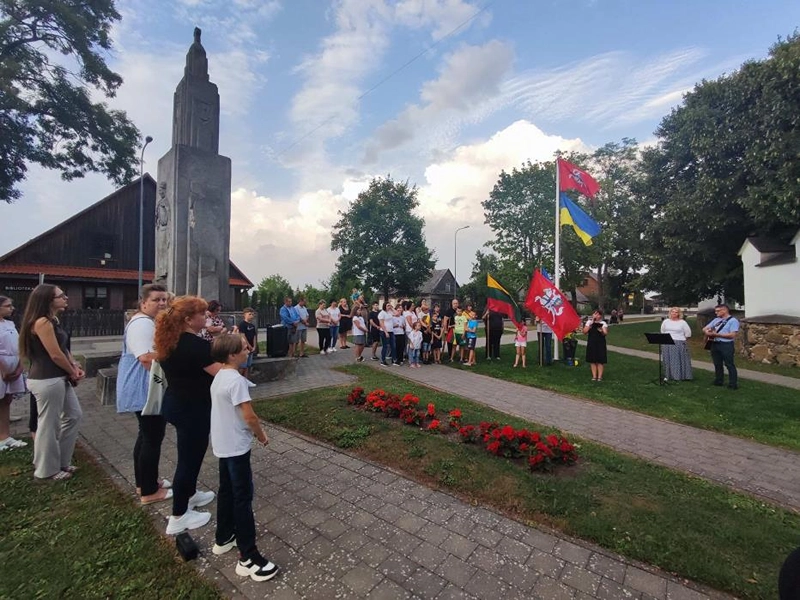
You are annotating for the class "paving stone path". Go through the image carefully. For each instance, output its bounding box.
[9,352,727,599]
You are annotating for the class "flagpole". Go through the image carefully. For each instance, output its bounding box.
[554,157,561,361]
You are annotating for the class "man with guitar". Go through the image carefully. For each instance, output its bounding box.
[702,304,740,389]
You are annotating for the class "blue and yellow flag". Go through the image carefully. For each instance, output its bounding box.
[559,193,601,246]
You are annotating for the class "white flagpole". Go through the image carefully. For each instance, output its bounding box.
[553,157,560,361]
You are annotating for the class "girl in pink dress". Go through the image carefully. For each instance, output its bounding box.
[513,320,528,368]
[0,296,27,450]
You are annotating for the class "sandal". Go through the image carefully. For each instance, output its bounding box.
[61,465,78,473]
[141,488,174,505]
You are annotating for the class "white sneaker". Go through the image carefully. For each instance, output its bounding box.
[188,489,215,509]
[331,347,338,352]
[0,437,27,449]
[212,534,237,555]
[236,553,280,581]
[166,509,210,535]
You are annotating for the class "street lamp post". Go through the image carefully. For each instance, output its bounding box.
[137,136,153,295]
[454,225,470,298]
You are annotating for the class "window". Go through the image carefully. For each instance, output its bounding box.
[445,283,451,293]
[83,286,108,309]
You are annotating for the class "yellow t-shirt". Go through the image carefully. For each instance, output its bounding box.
[454,314,467,334]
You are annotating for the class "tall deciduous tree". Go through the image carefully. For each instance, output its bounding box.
[331,176,435,302]
[257,274,293,306]
[639,34,800,304]
[0,0,140,202]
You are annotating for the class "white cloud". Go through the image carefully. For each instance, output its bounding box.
[394,0,488,39]
[364,40,514,162]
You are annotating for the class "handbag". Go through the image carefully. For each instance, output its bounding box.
[142,359,167,416]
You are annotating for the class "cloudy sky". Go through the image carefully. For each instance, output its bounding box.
[4,0,799,288]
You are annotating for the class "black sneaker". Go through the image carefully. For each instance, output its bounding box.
[371,356,379,361]
[357,356,365,363]
[236,553,280,582]
[380,361,389,367]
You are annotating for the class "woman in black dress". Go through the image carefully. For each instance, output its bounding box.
[582,309,608,381]
[338,298,351,349]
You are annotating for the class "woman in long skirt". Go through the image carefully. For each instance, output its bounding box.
[660,307,693,380]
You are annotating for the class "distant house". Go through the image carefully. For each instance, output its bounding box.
[0,175,253,311]
[418,269,458,308]
[736,230,800,366]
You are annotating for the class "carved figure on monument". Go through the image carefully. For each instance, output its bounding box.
[155,182,170,282]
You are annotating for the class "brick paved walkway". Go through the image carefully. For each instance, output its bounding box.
[9,355,725,599]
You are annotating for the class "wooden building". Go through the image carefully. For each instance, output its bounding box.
[0,174,253,311]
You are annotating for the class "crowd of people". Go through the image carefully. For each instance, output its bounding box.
[0,284,741,587]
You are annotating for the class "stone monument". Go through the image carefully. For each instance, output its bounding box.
[155,27,231,305]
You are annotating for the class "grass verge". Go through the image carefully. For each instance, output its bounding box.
[448,342,800,451]
[599,319,800,379]
[0,444,221,600]
[253,366,799,600]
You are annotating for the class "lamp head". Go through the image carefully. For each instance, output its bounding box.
[144,136,153,144]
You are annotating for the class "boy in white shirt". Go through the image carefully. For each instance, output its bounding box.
[210,334,279,582]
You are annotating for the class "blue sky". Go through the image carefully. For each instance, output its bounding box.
[4,0,799,288]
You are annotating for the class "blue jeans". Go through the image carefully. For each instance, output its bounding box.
[409,348,420,366]
[711,341,737,387]
[216,451,258,560]
[329,325,339,345]
[381,332,395,363]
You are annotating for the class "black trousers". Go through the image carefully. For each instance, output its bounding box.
[317,328,331,352]
[488,330,502,359]
[711,342,738,387]
[217,451,258,560]
[134,411,167,496]
[395,334,406,363]
[163,390,210,516]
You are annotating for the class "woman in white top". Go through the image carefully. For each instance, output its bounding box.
[0,296,26,451]
[327,301,341,353]
[660,307,693,381]
[392,307,406,365]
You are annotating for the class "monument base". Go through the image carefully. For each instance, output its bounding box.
[248,356,296,384]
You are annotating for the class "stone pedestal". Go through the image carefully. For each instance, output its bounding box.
[97,367,118,406]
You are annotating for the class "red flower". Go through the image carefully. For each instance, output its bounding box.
[427,403,436,417]
[448,408,462,419]
[486,441,501,455]
[530,432,540,443]
[546,434,559,447]
[501,425,516,441]
[519,443,529,452]
[428,419,440,431]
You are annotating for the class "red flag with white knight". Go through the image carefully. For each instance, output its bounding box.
[524,269,581,340]
[558,158,600,199]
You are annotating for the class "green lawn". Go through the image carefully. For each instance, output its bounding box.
[254,366,799,600]
[602,318,800,379]
[446,342,800,451]
[0,445,221,600]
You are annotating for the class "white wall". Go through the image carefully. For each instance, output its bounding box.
[741,244,800,318]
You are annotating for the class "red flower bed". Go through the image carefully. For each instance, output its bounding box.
[344,387,578,472]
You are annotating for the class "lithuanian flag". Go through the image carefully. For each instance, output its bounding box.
[486,274,523,326]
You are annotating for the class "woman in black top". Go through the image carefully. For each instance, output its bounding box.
[19,284,85,480]
[583,309,609,381]
[155,296,221,535]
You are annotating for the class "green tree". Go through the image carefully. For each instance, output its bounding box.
[295,283,329,305]
[482,161,555,291]
[460,250,500,309]
[256,274,293,306]
[639,34,800,304]
[0,0,140,202]
[330,176,435,301]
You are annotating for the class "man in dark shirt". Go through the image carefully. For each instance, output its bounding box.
[237,308,258,377]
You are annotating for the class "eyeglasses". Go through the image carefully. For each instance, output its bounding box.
[0,303,12,308]
[54,293,67,299]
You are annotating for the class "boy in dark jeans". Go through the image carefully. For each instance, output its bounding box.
[210,334,279,582]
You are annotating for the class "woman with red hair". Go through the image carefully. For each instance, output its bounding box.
[155,296,221,535]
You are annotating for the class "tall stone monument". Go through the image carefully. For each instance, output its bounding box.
[155,28,231,305]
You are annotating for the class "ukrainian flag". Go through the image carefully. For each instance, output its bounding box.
[559,193,601,246]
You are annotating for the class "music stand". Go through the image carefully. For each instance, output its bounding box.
[644,333,674,385]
